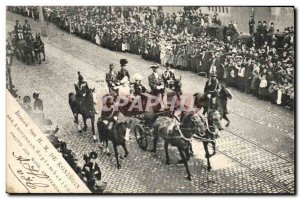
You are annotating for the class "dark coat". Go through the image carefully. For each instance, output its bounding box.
[133,83,146,96]
[148,73,164,95]
[117,68,130,81]
[106,71,118,87]
[204,79,221,97]
[161,70,175,86]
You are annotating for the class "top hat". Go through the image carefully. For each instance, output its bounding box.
[120,59,128,66]
[209,71,217,77]
[150,64,159,69]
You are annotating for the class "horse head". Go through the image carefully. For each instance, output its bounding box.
[182,112,206,137]
[85,88,95,101]
[207,110,223,132]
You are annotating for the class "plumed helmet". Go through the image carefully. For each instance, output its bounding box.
[78,71,83,80]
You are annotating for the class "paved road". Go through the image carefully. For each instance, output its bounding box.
[6,11,295,194]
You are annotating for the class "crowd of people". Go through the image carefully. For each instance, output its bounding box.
[8,6,294,108]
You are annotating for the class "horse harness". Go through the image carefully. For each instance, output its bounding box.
[155,117,192,142]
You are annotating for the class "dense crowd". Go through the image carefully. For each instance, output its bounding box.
[8,6,294,108]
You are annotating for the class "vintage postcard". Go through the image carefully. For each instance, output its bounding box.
[6,6,295,194]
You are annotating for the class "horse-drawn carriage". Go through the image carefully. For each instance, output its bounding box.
[107,81,225,180]
[7,30,45,65]
[70,72,228,180]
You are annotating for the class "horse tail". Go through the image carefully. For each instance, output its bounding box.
[97,118,107,143]
[68,92,75,102]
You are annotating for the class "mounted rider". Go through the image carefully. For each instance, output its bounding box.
[35,33,44,46]
[101,95,119,134]
[14,20,24,40]
[23,20,32,37]
[75,72,90,105]
[204,71,222,111]
[106,64,119,95]
[162,63,176,89]
[148,65,164,97]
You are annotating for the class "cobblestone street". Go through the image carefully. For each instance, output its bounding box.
[6,11,295,193]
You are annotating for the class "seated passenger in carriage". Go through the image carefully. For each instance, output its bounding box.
[105,64,119,95]
[14,20,23,40]
[162,63,176,89]
[23,20,32,36]
[148,64,164,97]
[118,76,132,98]
[117,59,130,81]
[132,73,147,96]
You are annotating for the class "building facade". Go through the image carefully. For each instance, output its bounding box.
[161,7,294,34]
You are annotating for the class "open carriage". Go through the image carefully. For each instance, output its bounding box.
[99,77,224,179]
[133,87,182,150]
[102,80,181,150]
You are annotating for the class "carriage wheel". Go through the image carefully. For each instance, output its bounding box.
[134,124,148,151]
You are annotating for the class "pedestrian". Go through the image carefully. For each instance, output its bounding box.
[248,15,255,36]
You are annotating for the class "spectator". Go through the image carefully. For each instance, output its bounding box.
[9,6,294,108]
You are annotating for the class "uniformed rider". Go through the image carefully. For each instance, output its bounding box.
[204,71,221,111]
[101,96,119,134]
[76,72,89,96]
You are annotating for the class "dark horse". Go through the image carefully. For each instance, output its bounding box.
[68,85,97,142]
[193,85,233,127]
[33,33,46,64]
[150,110,223,181]
[181,110,223,172]
[13,34,35,65]
[97,118,130,169]
[151,116,194,180]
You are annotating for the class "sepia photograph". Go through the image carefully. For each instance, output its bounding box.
[5,5,295,194]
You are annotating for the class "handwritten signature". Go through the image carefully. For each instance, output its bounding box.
[9,152,49,192]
